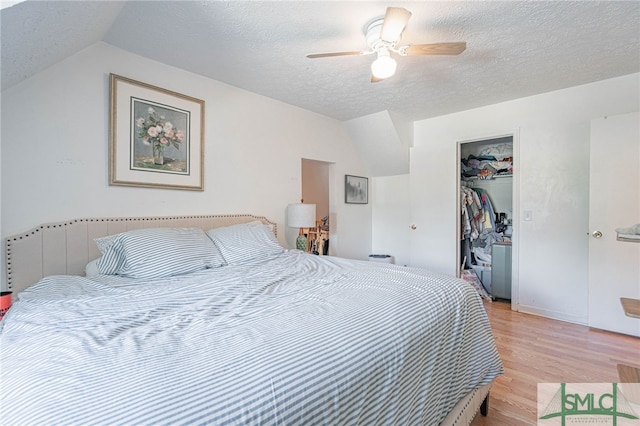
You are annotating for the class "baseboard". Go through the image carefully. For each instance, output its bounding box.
[515,304,587,326]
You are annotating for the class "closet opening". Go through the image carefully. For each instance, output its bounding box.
[301,158,331,255]
[457,136,514,303]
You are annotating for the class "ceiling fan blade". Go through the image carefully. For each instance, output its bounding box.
[371,74,385,83]
[402,42,467,56]
[380,7,412,43]
[307,51,369,59]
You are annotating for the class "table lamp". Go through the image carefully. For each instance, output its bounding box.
[287,201,316,251]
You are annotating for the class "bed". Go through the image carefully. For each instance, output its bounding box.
[1,214,503,425]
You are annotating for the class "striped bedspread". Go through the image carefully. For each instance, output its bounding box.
[0,251,503,425]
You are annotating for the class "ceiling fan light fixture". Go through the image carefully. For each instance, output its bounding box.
[306,7,467,82]
[371,49,396,79]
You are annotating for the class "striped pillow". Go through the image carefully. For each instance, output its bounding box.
[206,222,283,265]
[95,228,226,278]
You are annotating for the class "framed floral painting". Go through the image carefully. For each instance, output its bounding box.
[109,74,205,190]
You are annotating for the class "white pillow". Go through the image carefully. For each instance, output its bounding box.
[95,227,226,279]
[206,222,283,265]
[85,258,100,277]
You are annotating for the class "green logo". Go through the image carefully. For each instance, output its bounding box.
[539,383,639,425]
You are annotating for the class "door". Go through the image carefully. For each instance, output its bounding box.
[588,112,640,337]
[409,145,458,275]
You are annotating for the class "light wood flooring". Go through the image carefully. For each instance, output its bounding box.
[470,300,640,425]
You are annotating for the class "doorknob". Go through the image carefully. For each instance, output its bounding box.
[410,224,417,230]
[592,231,603,238]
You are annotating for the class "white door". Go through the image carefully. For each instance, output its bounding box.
[588,112,640,337]
[409,145,459,276]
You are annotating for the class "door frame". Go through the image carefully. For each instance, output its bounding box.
[456,130,520,310]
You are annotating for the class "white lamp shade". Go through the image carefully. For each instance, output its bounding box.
[287,203,316,228]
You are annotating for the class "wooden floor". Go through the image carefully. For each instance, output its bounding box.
[470,300,640,425]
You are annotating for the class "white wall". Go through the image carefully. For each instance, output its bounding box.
[345,111,410,177]
[371,174,411,267]
[0,42,372,290]
[374,73,639,325]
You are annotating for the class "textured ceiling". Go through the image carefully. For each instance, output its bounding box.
[2,1,639,122]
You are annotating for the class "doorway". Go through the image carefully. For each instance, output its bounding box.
[457,136,515,303]
[301,158,331,255]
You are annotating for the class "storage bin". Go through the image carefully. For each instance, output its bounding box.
[491,242,512,300]
[470,265,492,294]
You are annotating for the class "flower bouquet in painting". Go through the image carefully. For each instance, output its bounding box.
[133,105,187,172]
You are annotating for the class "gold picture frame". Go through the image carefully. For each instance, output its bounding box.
[109,74,204,190]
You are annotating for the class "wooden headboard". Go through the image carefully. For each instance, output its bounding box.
[5,214,277,294]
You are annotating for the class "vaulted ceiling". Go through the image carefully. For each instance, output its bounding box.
[2,1,639,122]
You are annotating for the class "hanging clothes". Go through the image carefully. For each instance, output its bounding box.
[474,188,496,231]
[460,186,484,241]
[460,184,502,267]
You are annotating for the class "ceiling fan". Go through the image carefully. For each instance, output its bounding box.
[307,7,466,82]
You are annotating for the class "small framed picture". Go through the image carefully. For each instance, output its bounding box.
[109,74,205,191]
[345,175,368,204]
